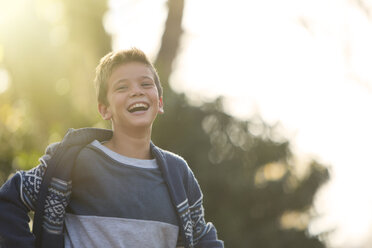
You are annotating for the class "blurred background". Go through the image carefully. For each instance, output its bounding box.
[0,0,371,247]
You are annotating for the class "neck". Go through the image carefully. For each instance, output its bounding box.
[105,126,153,159]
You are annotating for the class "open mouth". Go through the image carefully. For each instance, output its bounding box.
[127,102,149,113]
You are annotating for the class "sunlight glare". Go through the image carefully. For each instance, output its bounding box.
[107,0,372,246]
[35,0,64,24]
[0,68,10,94]
[108,0,168,60]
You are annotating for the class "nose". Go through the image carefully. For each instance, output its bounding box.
[130,84,144,97]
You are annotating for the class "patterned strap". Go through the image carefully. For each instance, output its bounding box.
[177,196,212,247]
[19,162,47,211]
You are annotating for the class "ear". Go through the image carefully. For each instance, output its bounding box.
[158,97,164,114]
[98,102,112,120]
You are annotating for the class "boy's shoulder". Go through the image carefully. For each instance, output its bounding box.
[158,148,186,163]
[152,145,187,165]
[152,145,193,175]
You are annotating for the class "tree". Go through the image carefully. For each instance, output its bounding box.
[0,0,111,181]
[153,0,329,247]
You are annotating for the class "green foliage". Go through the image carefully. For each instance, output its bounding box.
[0,0,110,181]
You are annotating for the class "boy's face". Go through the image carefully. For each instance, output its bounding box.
[98,62,164,130]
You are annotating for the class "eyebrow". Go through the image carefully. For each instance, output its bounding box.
[113,76,154,86]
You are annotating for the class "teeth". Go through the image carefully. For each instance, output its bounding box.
[128,103,149,111]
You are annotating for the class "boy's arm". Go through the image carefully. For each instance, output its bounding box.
[0,172,35,248]
[0,143,56,248]
[187,169,224,248]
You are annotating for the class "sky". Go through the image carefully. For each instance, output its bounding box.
[107,0,372,247]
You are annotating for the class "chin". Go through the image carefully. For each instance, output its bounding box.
[128,120,154,129]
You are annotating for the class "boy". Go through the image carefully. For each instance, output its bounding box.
[0,48,223,248]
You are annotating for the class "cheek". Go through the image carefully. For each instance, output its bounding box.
[150,89,160,100]
[112,94,126,104]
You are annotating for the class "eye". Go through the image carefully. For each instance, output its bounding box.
[116,85,128,91]
[141,82,153,87]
